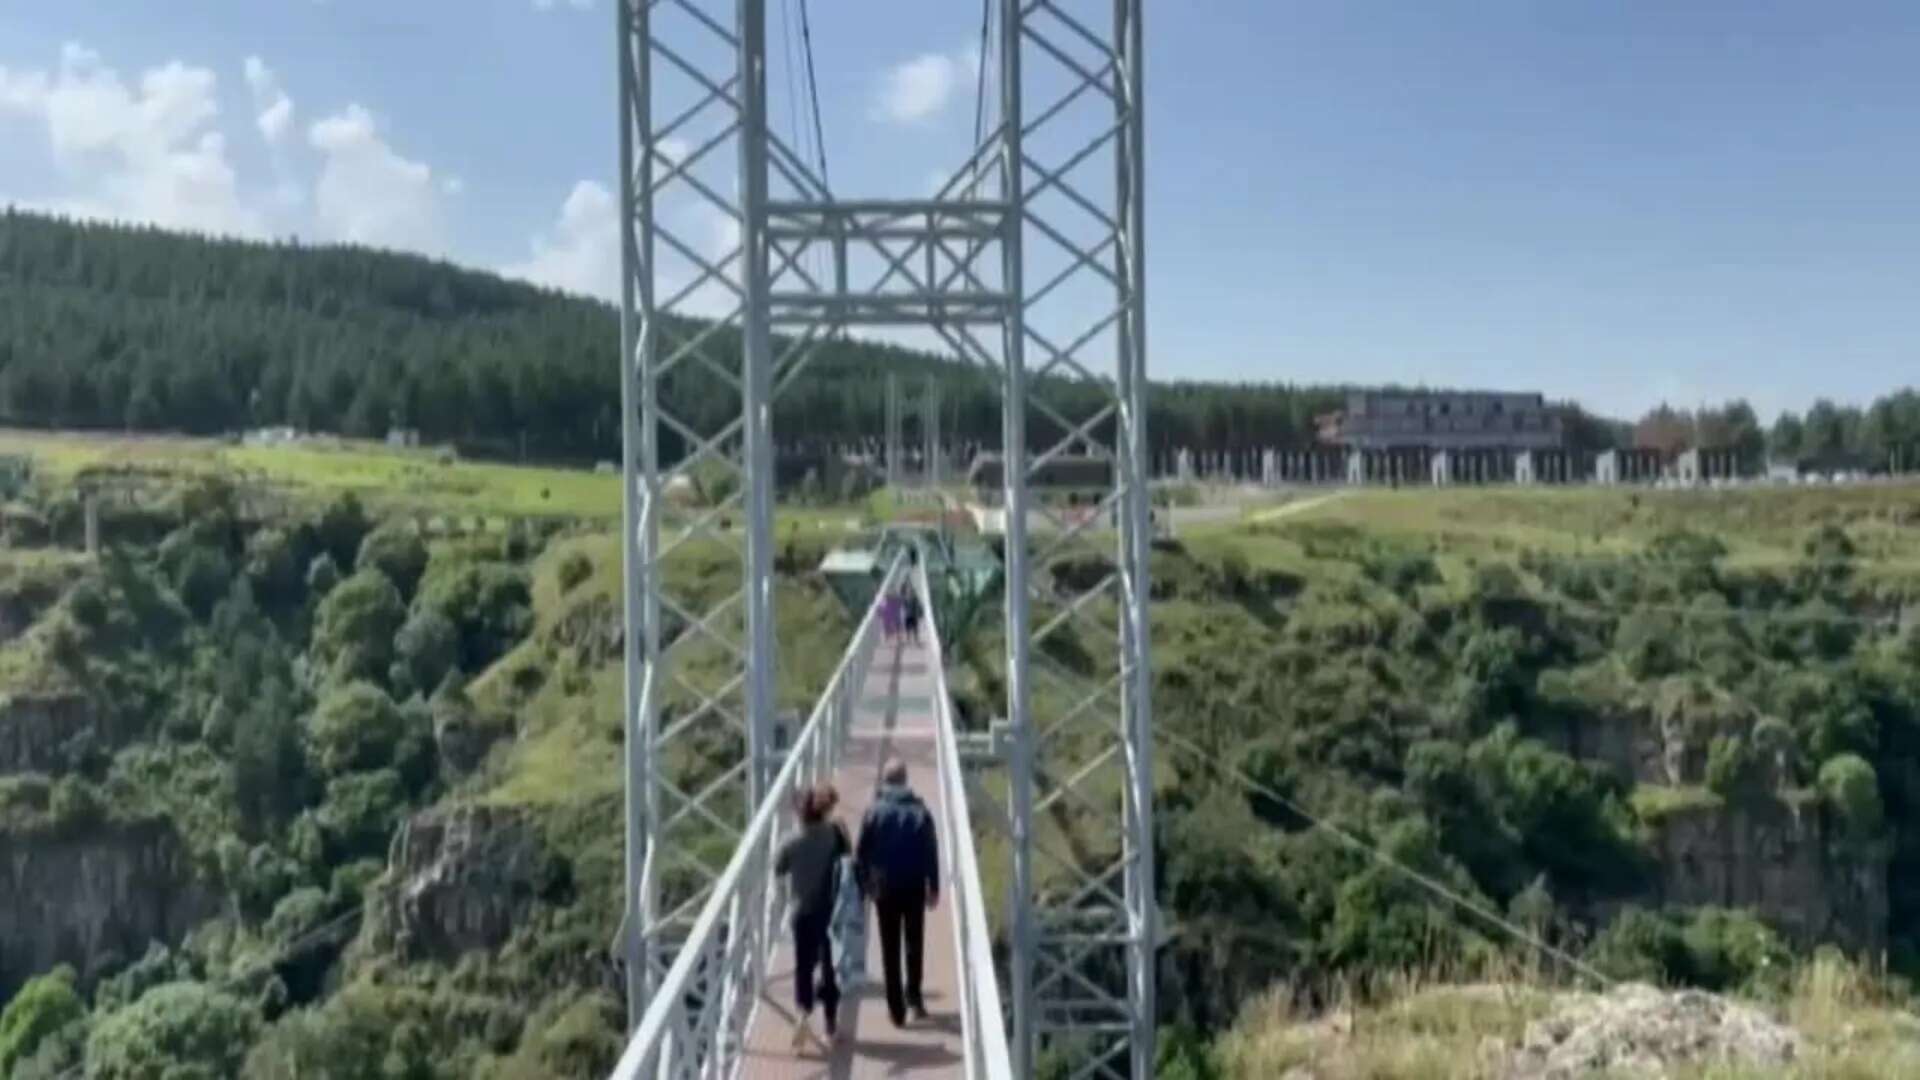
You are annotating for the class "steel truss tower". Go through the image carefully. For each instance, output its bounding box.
[616,1,1154,1076]
[886,371,944,489]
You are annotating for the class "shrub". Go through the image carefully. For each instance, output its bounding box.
[357,526,429,600]
[1363,550,1441,592]
[314,770,408,860]
[245,527,306,609]
[1589,907,1687,983]
[305,554,341,599]
[226,843,307,920]
[1648,529,1729,565]
[312,571,405,685]
[93,944,192,1014]
[390,610,460,699]
[86,982,259,1080]
[174,547,233,620]
[0,965,85,1074]
[265,888,332,949]
[231,676,312,833]
[1589,906,1791,992]
[309,682,405,777]
[0,773,53,829]
[1706,734,1769,803]
[1818,754,1884,840]
[314,492,372,570]
[417,560,533,671]
[557,550,594,594]
[48,776,104,829]
[1681,907,1793,994]
[242,985,437,1080]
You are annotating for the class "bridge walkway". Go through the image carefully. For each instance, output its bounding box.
[739,636,965,1078]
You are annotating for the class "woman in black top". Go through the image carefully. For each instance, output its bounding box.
[900,585,922,645]
[774,783,851,1052]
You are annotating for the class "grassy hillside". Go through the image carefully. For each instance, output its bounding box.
[5,424,1920,1075]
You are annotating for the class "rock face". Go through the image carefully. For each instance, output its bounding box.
[1505,983,1799,1079]
[0,692,109,774]
[1537,677,1750,789]
[1647,800,1887,954]
[1537,674,1888,951]
[384,805,554,962]
[0,819,217,1000]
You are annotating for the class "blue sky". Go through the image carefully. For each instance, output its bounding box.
[2,1,1917,421]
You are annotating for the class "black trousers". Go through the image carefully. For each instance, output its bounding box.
[792,909,840,1019]
[873,893,926,1023]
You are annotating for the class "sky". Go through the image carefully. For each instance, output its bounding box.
[1,1,1917,422]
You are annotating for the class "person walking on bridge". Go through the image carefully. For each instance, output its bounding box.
[856,757,939,1027]
[775,783,851,1052]
[900,584,923,647]
[880,586,902,645]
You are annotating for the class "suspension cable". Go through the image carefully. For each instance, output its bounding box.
[971,0,994,158]
[1157,727,1615,989]
[778,0,809,175]
[797,0,830,192]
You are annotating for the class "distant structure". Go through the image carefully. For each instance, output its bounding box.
[1319,389,1565,452]
[244,426,301,448]
[969,453,1112,506]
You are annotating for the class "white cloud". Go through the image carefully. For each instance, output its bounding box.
[243,56,294,144]
[532,0,594,10]
[504,179,621,300]
[0,43,262,237]
[307,104,443,251]
[875,51,969,125]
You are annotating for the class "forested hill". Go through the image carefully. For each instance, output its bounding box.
[0,209,1381,464]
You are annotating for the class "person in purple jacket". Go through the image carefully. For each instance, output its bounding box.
[879,587,902,645]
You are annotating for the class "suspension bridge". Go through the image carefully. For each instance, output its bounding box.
[608,0,1155,1076]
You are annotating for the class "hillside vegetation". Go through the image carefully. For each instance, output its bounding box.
[3,430,1920,1077]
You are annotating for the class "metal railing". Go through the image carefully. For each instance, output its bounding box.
[611,555,903,1080]
[913,563,1016,1079]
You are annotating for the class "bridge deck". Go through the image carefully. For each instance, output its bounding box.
[740,635,966,1078]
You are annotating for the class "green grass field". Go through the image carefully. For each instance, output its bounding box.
[0,428,883,538]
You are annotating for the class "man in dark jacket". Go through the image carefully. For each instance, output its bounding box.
[856,757,940,1026]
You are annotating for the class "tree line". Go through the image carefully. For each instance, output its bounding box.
[1631,397,1920,470]
[3,209,1912,469]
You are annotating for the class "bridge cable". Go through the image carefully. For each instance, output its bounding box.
[797,0,830,192]
[778,0,810,178]
[969,0,994,197]
[1156,727,1616,989]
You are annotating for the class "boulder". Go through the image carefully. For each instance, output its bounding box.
[1506,983,1798,1079]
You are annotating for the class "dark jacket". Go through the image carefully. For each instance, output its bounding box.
[856,784,939,901]
[776,820,851,920]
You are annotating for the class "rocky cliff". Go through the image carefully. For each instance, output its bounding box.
[0,818,217,1001]
[1646,799,1887,954]
[1536,669,1889,950]
[377,804,566,963]
[0,691,115,774]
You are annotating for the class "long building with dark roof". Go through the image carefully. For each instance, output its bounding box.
[1318,389,1564,452]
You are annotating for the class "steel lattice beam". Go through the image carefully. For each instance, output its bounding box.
[1000,1,1156,1076]
[618,1,1153,1076]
